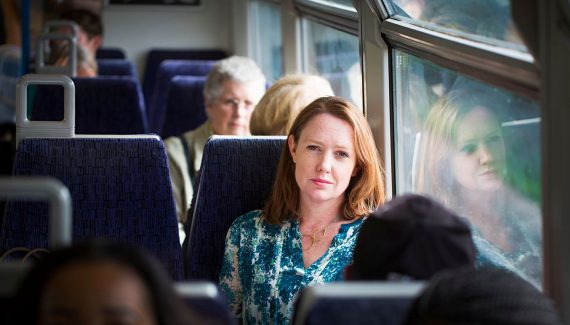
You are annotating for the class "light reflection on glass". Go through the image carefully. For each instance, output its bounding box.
[388,0,526,50]
[393,50,542,287]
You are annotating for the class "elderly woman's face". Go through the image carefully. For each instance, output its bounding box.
[450,106,506,192]
[39,261,155,325]
[206,79,265,136]
[288,113,357,206]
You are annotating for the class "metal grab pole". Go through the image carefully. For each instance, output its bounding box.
[0,177,72,249]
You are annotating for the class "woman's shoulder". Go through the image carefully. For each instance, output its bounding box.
[340,215,366,231]
[229,210,283,235]
[230,210,264,229]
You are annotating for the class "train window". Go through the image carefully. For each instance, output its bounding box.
[308,0,355,8]
[385,0,526,50]
[301,19,362,109]
[392,49,542,288]
[250,0,283,83]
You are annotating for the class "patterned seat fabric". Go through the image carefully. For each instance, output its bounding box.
[147,60,215,134]
[1,137,183,279]
[31,76,148,134]
[184,136,285,281]
[142,49,226,108]
[160,75,207,138]
[97,59,138,78]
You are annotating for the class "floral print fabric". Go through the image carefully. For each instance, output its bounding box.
[219,210,364,324]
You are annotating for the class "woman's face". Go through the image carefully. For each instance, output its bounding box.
[206,79,265,136]
[450,106,506,192]
[39,261,155,325]
[288,113,358,207]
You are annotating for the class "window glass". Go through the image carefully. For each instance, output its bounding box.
[302,19,362,109]
[308,0,356,8]
[393,50,542,288]
[385,0,526,50]
[250,0,283,83]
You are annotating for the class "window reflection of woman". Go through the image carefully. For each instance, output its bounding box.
[415,89,542,287]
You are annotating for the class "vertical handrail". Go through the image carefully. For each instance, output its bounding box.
[20,0,30,75]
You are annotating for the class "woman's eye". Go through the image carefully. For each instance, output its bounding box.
[460,144,476,154]
[307,145,319,151]
[336,151,349,158]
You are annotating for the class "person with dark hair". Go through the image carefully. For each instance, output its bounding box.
[346,193,476,281]
[219,96,386,324]
[59,9,103,56]
[405,267,564,325]
[15,241,199,325]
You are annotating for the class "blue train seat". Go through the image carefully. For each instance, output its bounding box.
[292,282,425,325]
[184,136,285,281]
[31,76,148,134]
[2,137,184,280]
[160,75,207,138]
[96,47,127,59]
[175,282,235,324]
[147,60,215,134]
[2,74,182,279]
[97,59,137,78]
[142,49,226,106]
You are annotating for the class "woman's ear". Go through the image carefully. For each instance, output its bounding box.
[288,135,297,163]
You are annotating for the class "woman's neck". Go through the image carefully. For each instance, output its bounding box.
[459,186,503,217]
[298,197,344,228]
[458,187,512,251]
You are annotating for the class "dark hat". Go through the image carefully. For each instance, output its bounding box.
[351,193,476,280]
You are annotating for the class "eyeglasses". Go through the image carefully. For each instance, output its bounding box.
[218,98,255,110]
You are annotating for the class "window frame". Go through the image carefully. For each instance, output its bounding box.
[295,0,359,36]
[538,0,570,319]
[381,19,539,99]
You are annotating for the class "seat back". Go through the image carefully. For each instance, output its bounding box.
[97,59,137,78]
[2,137,183,279]
[175,282,235,324]
[3,74,182,279]
[147,60,215,133]
[185,136,285,281]
[292,282,425,325]
[96,47,127,59]
[31,76,148,134]
[142,49,226,107]
[0,176,71,321]
[160,75,207,138]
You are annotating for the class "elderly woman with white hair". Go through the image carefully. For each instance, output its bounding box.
[165,56,267,240]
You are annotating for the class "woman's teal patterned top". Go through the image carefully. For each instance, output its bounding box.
[219,210,364,325]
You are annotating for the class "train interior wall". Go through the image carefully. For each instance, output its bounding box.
[101,0,233,80]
